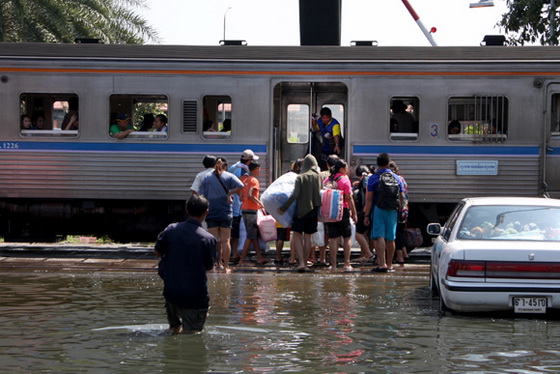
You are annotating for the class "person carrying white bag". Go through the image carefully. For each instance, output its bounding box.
[277,154,322,272]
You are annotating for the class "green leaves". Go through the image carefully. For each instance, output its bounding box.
[0,0,158,44]
[499,0,559,45]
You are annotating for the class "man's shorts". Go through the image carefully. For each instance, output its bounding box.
[242,210,259,240]
[291,207,319,234]
[231,216,241,239]
[276,227,290,241]
[372,206,398,241]
[206,218,232,229]
[325,208,352,238]
[165,302,208,332]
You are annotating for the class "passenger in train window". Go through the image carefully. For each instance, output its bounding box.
[448,120,461,135]
[32,113,46,129]
[203,120,215,132]
[20,114,35,130]
[110,113,134,139]
[312,107,342,170]
[390,118,399,133]
[62,112,79,130]
[391,100,414,133]
[154,114,168,132]
[60,97,79,130]
[139,113,155,131]
[221,119,231,132]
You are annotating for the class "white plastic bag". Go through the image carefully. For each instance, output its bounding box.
[261,172,298,228]
[311,222,325,247]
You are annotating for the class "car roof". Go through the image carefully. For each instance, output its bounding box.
[462,197,560,207]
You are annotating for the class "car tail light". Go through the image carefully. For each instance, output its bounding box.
[447,260,485,277]
[486,262,560,279]
[447,260,560,279]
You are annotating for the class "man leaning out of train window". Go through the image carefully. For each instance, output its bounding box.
[110,113,134,139]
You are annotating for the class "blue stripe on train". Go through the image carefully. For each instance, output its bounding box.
[353,145,541,156]
[1,142,268,154]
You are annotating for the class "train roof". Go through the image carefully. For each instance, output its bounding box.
[2,43,560,63]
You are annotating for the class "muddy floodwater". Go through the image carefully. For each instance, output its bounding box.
[1,269,559,373]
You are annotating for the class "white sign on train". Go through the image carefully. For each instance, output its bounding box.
[456,160,498,176]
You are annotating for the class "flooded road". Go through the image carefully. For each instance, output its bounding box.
[1,269,559,373]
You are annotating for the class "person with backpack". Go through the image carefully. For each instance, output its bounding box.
[323,159,357,271]
[363,153,405,273]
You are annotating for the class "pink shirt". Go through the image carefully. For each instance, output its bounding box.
[323,173,352,209]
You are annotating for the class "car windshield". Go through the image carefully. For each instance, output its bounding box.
[457,205,560,241]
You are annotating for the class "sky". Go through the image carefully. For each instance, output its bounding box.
[138,0,510,47]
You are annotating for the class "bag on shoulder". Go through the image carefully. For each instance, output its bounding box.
[319,176,344,222]
[376,172,400,211]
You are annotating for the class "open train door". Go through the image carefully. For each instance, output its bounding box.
[272,82,347,179]
[545,86,560,198]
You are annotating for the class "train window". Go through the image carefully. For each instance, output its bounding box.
[448,96,508,142]
[287,104,310,143]
[550,94,560,134]
[19,93,79,137]
[202,95,231,139]
[390,97,419,141]
[109,95,168,139]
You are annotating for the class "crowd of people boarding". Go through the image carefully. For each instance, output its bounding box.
[160,147,410,274]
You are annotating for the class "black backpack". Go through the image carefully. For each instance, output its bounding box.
[376,171,400,211]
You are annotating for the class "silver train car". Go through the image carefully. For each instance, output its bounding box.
[1,43,559,241]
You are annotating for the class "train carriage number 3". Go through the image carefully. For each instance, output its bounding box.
[430,124,439,137]
[1,142,19,149]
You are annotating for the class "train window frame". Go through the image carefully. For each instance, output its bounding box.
[202,95,232,140]
[109,94,168,140]
[287,103,310,144]
[550,94,560,135]
[389,97,419,141]
[447,95,509,142]
[19,93,79,138]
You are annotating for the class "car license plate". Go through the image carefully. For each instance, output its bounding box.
[513,297,547,313]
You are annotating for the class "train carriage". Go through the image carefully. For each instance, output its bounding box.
[0,42,559,241]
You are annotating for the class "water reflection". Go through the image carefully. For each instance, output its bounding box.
[0,272,559,373]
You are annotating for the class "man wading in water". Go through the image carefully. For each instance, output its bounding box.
[155,195,217,333]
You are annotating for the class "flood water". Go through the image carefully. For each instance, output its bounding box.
[1,269,560,373]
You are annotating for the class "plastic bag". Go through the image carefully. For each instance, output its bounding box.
[257,210,277,242]
[311,222,325,247]
[261,172,298,228]
[319,189,343,222]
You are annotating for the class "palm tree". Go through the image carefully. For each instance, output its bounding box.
[0,0,158,44]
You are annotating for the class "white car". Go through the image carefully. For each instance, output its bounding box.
[428,197,560,314]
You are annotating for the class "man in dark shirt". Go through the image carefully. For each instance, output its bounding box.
[155,195,217,333]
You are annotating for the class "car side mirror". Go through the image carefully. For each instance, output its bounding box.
[426,223,442,236]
